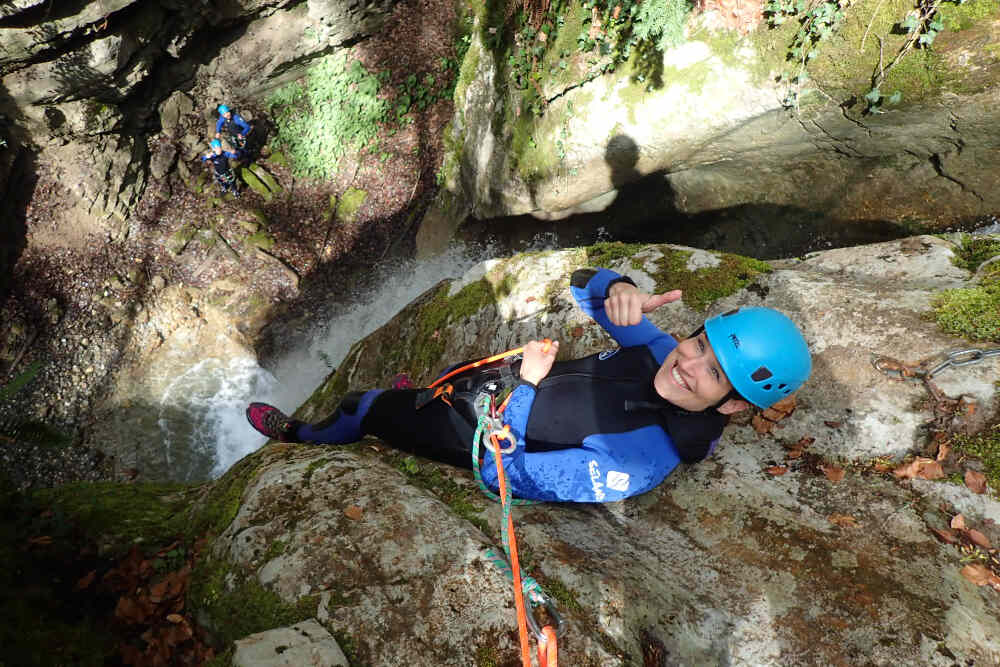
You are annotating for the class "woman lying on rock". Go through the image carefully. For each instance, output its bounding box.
[246,268,811,502]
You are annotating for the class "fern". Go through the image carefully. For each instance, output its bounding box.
[633,0,689,52]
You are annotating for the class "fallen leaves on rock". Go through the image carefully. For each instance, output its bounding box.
[752,395,797,435]
[932,514,1000,594]
[784,436,813,460]
[765,466,788,476]
[828,513,858,528]
[893,457,944,480]
[960,563,1000,592]
[344,505,364,520]
[964,469,987,494]
[821,464,846,482]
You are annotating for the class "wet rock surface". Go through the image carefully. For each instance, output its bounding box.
[234,235,999,665]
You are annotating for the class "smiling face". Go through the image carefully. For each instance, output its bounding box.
[653,332,736,412]
[222,111,232,120]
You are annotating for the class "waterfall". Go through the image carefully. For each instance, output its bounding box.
[155,244,489,480]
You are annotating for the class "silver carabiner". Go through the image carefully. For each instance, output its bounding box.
[524,595,566,641]
[946,349,985,366]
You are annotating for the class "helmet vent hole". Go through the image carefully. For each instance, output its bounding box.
[762,384,772,390]
[751,367,772,382]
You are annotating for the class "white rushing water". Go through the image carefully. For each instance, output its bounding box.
[157,243,488,480]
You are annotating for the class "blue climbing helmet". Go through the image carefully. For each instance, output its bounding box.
[704,306,811,409]
[217,104,230,114]
[210,139,222,149]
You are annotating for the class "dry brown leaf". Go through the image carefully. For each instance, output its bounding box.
[75,569,97,591]
[765,466,788,476]
[786,448,804,460]
[965,469,987,494]
[823,421,842,428]
[525,296,536,303]
[344,505,363,520]
[571,326,584,338]
[752,414,775,435]
[966,529,992,550]
[960,563,991,586]
[770,395,797,416]
[894,457,943,480]
[873,462,893,473]
[166,613,185,624]
[930,528,959,544]
[27,535,53,546]
[828,513,858,528]
[951,514,967,531]
[822,465,846,482]
[936,442,951,461]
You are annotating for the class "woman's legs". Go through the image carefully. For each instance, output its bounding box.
[248,389,476,470]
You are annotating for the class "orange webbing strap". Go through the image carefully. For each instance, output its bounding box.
[427,339,552,391]
[488,430,533,666]
[428,346,526,389]
[538,626,558,667]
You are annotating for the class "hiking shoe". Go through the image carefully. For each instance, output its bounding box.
[246,402,298,441]
[391,373,414,390]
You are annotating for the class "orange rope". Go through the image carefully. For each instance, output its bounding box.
[428,346,526,389]
[538,626,558,667]
[489,430,533,666]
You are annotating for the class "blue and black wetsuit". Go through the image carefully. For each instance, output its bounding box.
[297,268,727,502]
[216,112,250,139]
[201,150,240,193]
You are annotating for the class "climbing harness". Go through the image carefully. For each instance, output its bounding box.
[428,342,563,665]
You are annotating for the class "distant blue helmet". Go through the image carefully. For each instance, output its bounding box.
[210,139,222,149]
[217,104,230,114]
[705,307,811,409]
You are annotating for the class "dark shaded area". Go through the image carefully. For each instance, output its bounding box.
[456,166,932,261]
[0,145,34,305]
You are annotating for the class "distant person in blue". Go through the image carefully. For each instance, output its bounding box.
[201,139,241,196]
[247,268,812,502]
[215,104,251,153]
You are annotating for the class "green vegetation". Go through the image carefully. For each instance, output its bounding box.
[585,241,645,268]
[393,454,490,534]
[764,0,998,114]
[950,234,1000,272]
[484,0,692,119]
[953,423,1000,492]
[650,249,772,312]
[268,53,388,180]
[931,283,1000,341]
[335,188,368,224]
[187,555,319,647]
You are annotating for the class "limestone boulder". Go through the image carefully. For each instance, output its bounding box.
[207,235,1000,665]
[438,12,1000,228]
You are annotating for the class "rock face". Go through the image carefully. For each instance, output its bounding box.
[210,235,1000,665]
[0,0,397,221]
[423,7,1000,248]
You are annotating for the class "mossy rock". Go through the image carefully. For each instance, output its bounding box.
[335,188,367,224]
[238,219,261,234]
[246,163,283,195]
[191,171,208,195]
[245,231,276,251]
[267,150,288,167]
[239,167,272,201]
[250,209,270,227]
[207,196,222,208]
[323,193,338,223]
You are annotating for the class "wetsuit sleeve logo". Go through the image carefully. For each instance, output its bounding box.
[606,470,630,492]
[598,348,619,361]
[588,460,606,501]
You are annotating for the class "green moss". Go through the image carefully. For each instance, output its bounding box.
[247,163,283,195]
[335,188,368,224]
[302,457,333,487]
[586,241,646,268]
[651,247,772,312]
[939,0,1000,31]
[263,539,287,561]
[187,454,264,540]
[953,423,1000,492]
[392,453,490,534]
[246,231,276,251]
[187,554,318,647]
[475,642,502,667]
[950,234,1000,272]
[535,576,584,614]
[202,646,235,667]
[331,630,363,665]
[931,281,1000,342]
[239,167,272,201]
[266,150,288,167]
[32,482,191,553]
